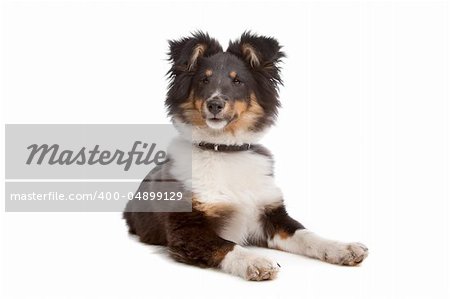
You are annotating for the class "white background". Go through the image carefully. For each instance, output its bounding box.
[1,0,449,298]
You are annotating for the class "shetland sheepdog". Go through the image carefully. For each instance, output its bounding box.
[124,32,368,281]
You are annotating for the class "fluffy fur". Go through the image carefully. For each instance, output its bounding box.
[124,31,368,281]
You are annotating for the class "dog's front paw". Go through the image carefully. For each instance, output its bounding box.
[323,242,369,266]
[340,242,369,266]
[220,246,280,281]
[245,256,280,281]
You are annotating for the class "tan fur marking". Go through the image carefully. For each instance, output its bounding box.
[212,244,235,265]
[205,69,213,76]
[179,100,194,110]
[229,71,237,78]
[179,93,195,111]
[277,231,290,240]
[233,101,248,116]
[179,91,206,127]
[194,98,203,111]
[188,44,206,70]
[193,201,235,218]
[242,43,260,67]
[225,93,264,134]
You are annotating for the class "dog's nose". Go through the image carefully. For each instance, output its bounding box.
[207,98,225,115]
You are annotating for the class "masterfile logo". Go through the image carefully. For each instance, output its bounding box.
[4,124,192,212]
[26,141,168,171]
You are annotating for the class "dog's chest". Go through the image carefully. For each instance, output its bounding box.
[190,149,282,244]
[191,149,279,202]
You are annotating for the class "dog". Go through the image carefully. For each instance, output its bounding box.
[123,31,368,281]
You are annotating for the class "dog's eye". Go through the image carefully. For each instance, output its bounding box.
[232,78,242,85]
[201,78,209,84]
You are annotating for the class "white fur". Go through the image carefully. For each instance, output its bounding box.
[268,229,369,265]
[208,90,222,100]
[220,245,279,280]
[167,136,282,245]
[268,229,333,256]
[205,119,228,130]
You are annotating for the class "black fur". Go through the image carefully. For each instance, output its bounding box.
[227,31,285,128]
[165,32,223,117]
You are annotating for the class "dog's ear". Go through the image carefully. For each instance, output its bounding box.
[168,32,222,73]
[227,31,285,70]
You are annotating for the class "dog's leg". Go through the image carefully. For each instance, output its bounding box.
[263,205,368,266]
[167,211,280,281]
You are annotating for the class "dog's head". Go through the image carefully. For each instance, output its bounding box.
[166,32,284,143]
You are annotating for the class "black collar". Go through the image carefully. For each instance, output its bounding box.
[196,142,252,152]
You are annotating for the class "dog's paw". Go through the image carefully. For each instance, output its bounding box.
[323,242,369,266]
[220,246,280,281]
[245,256,280,281]
[339,242,369,266]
